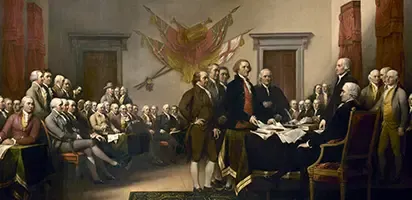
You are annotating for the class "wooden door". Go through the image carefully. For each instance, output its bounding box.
[83,51,117,101]
[263,50,296,101]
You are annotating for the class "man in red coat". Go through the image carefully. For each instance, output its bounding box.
[0,96,41,145]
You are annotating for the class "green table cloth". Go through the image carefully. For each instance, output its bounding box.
[0,144,54,200]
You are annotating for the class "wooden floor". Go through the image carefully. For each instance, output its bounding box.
[47,153,205,200]
[40,153,412,200]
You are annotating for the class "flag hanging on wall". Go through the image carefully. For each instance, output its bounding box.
[134,5,252,86]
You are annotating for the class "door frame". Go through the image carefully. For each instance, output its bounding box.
[250,32,313,100]
[69,32,130,87]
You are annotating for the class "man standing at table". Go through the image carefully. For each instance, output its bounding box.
[179,71,219,192]
[220,59,263,191]
[254,68,290,123]
[319,58,357,130]
[0,96,41,145]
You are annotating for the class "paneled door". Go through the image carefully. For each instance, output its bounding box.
[263,50,296,101]
[83,51,118,101]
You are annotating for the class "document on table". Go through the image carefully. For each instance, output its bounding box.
[276,128,306,144]
[258,121,286,131]
[0,144,14,159]
[107,134,119,143]
[250,130,275,140]
[253,121,307,143]
[170,130,181,134]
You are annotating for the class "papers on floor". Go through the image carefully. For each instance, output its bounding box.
[0,144,14,160]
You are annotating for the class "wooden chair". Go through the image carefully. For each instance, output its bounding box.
[307,108,380,200]
[41,120,84,178]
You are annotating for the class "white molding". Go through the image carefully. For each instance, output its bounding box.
[250,32,313,100]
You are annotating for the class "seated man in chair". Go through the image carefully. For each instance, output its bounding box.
[46,98,122,184]
[89,103,130,160]
[291,82,361,198]
[0,96,41,145]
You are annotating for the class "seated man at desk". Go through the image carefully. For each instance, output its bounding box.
[297,82,360,152]
[293,82,361,197]
[0,96,41,145]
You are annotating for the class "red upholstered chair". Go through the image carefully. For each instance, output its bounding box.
[307,108,380,200]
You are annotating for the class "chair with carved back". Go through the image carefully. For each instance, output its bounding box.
[41,120,84,178]
[307,108,380,200]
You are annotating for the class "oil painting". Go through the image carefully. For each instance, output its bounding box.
[0,0,411,199]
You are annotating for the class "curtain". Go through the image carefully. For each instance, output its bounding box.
[338,1,363,86]
[1,0,25,99]
[375,0,404,84]
[27,3,45,73]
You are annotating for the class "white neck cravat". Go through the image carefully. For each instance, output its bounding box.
[23,110,31,121]
[220,82,227,91]
[63,89,69,97]
[164,112,170,120]
[35,82,47,103]
[336,72,347,85]
[1,110,7,118]
[262,84,270,96]
[383,85,395,99]
[127,113,133,119]
[197,83,213,103]
[209,79,219,95]
[238,74,252,94]
[68,112,77,120]
[54,109,67,122]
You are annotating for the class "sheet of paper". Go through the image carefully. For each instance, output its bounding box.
[277,128,306,144]
[314,129,324,134]
[107,134,119,143]
[258,123,286,131]
[0,144,14,159]
[255,128,274,135]
[257,120,266,128]
[250,130,275,140]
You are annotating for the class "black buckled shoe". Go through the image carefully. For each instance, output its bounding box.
[193,187,202,194]
[105,174,116,180]
[93,180,105,185]
[211,179,225,191]
[224,185,234,191]
[202,186,215,193]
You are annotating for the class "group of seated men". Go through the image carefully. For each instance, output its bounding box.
[0,69,189,184]
[288,83,330,121]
